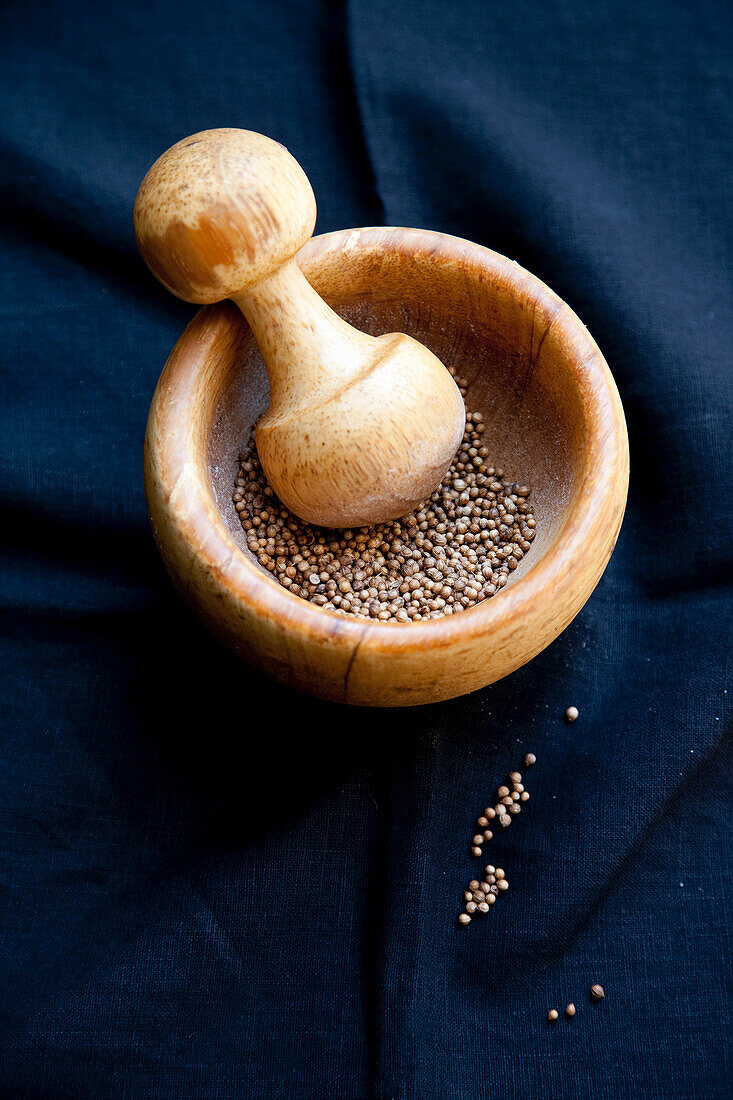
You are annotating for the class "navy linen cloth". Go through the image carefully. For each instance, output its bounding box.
[1,2,731,1096]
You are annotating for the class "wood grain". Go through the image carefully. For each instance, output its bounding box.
[144,227,629,706]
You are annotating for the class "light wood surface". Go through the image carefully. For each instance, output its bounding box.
[144,227,629,707]
[134,129,465,526]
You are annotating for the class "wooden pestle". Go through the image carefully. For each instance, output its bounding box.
[134,128,465,528]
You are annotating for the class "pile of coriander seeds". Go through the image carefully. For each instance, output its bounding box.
[233,371,537,622]
[458,752,535,926]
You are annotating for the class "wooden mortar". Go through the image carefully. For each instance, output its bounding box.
[145,227,629,706]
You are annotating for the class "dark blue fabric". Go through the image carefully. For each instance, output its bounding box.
[1,1,731,1096]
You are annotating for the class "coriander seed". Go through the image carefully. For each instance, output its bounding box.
[234,389,537,623]
[524,753,536,766]
[458,913,471,925]
[565,1003,576,1017]
[591,984,605,1000]
[565,706,579,722]
[547,1009,559,1022]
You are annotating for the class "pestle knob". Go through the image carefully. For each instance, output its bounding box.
[134,128,465,528]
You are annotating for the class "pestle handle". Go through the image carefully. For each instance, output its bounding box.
[134,128,316,304]
[232,259,374,415]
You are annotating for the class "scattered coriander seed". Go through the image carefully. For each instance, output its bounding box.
[461,754,536,922]
[565,706,579,722]
[591,984,605,1000]
[547,1009,559,1022]
[458,913,471,925]
[235,390,537,623]
[524,753,536,766]
[565,1003,576,1017]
